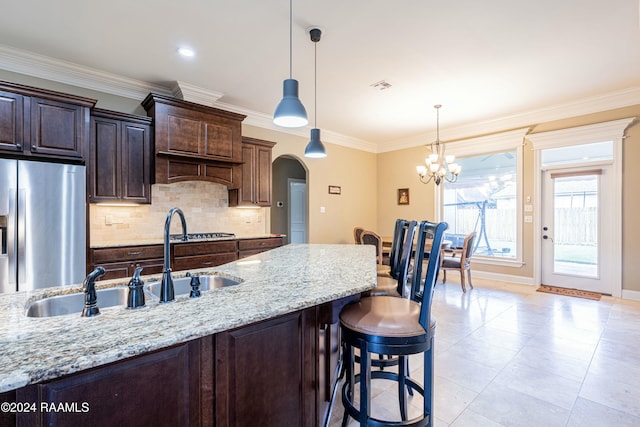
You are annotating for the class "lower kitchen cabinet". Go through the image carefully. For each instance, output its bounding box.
[89,237,285,278]
[9,304,347,427]
[88,244,164,280]
[16,338,212,427]
[215,309,317,427]
[173,240,238,271]
[237,236,284,259]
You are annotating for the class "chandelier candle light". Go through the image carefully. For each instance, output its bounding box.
[416,104,461,185]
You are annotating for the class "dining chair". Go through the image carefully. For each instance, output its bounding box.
[441,231,477,292]
[353,227,365,245]
[360,230,384,265]
[339,220,448,426]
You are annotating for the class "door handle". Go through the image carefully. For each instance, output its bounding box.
[0,215,7,255]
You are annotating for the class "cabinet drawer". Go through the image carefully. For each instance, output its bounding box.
[173,240,237,257]
[238,237,283,252]
[173,253,237,271]
[91,245,164,263]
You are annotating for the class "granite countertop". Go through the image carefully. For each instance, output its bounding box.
[0,244,376,393]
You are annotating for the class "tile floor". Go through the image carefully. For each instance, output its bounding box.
[328,276,640,427]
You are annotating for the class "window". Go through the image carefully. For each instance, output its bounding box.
[442,151,518,258]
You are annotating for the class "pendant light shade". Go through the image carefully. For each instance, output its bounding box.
[305,128,327,158]
[273,0,308,128]
[304,26,327,158]
[273,79,308,127]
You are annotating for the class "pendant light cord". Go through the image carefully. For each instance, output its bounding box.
[314,39,317,127]
[289,0,293,78]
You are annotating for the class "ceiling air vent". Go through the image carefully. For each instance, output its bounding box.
[370,80,392,90]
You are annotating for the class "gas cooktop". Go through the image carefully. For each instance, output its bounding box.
[170,232,236,241]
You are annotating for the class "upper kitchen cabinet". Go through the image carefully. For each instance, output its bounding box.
[89,109,152,204]
[0,81,96,161]
[229,137,276,207]
[142,93,246,187]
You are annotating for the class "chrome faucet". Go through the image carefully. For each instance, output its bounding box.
[81,266,106,317]
[160,207,188,303]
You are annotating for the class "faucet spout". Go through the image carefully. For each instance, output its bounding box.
[81,266,106,317]
[160,207,188,303]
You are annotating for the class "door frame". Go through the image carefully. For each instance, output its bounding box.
[540,164,613,293]
[529,118,633,298]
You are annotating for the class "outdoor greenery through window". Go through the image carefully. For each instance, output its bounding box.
[442,151,517,258]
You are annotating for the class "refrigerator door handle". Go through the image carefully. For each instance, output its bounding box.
[0,215,7,255]
[17,188,26,287]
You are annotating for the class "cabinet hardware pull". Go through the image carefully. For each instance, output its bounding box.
[127,251,143,255]
[202,262,213,265]
[16,143,22,149]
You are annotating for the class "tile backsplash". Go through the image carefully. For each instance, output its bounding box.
[90,181,267,246]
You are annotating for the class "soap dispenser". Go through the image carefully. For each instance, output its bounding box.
[127,266,145,309]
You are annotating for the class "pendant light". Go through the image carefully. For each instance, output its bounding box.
[304,27,327,158]
[273,0,308,128]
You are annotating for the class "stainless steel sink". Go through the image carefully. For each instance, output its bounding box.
[145,274,241,298]
[25,287,130,318]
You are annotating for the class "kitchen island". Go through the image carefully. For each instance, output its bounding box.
[0,244,376,427]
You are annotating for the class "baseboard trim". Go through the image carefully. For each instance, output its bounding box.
[622,289,640,301]
[471,271,535,286]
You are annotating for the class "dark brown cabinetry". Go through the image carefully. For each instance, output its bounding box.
[89,244,164,280]
[228,137,276,207]
[16,339,212,427]
[89,109,152,204]
[172,240,238,271]
[9,301,350,427]
[215,309,317,427]
[88,237,284,278]
[237,236,284,259]
[142,94,246,187]
[0,81,95,160]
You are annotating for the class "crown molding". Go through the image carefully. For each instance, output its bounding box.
[527,118,635,150]
[0,44,377,152]
[171,80,224,105]
[0,43,171,99]
[379,87,640,153]
[1,44,637,155]
[212,99,378,152]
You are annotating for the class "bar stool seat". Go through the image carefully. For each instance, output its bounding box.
[340,296,434,339]
[339,220,448,427]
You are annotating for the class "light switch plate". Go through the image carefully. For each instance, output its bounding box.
[524,204,533,212]
[524,215,533,223]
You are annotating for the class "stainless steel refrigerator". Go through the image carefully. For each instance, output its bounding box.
[0,159,86,293]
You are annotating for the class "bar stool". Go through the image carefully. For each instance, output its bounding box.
[368,220,416,297]
[377,219,409,279]
[339,220,448,427]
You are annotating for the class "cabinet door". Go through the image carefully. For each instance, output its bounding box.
[215,309,317,427]
[255,144,273,205]
[0,90,25,153]
[121,121,151,202]
[17,340,209,427]
[237,143,256,204]
[90,116,120,202]
[30,97,85,159]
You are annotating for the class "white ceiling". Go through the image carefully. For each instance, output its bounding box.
[1,0,639,151]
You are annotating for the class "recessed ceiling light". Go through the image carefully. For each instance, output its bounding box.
[177,47,195,58]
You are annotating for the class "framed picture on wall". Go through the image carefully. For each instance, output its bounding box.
[397,188,410,205]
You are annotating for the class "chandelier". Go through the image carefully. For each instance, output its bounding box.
[416,104,461,185]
